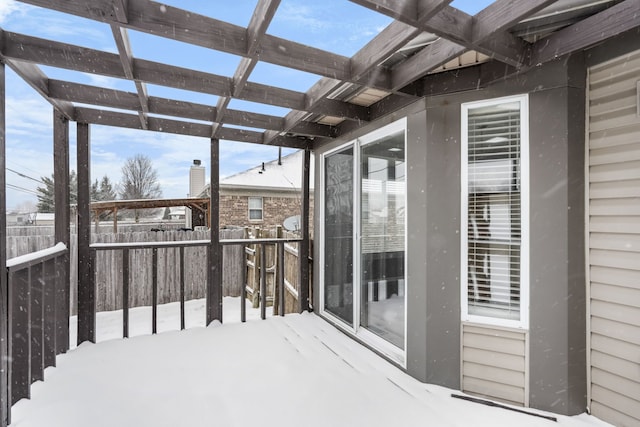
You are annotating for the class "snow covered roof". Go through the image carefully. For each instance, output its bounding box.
[219,150,315,192]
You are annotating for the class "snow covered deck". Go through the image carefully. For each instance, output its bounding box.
[12,299,609,427]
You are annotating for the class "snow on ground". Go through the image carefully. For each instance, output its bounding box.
[13,299,611,427]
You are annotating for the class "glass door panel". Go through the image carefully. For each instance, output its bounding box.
[323,147,354,326]
[359,131,405,349]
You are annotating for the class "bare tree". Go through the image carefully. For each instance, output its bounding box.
[119,154,162,221]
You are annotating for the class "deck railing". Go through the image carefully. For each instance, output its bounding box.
[88,236,304,338]
[1,236,308,425]
[5,243,69,424]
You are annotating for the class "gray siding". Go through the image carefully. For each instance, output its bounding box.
[588,48,640,427]
[461,324,528,406]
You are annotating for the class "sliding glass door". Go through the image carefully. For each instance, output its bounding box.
[323,147,354,326]
[359,130,406,349]
[322,119,406,360]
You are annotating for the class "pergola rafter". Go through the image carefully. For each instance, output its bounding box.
[212,0,281,140]
[529,0,640,66]
[110,25,150,130]
[0,0,635,150]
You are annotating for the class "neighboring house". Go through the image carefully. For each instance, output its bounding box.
[6,211,32,226]
[199,150,314,230]
[187,159,207,228]
[168,207,186,221]
[313,28,640,425]
[27,212,55,226]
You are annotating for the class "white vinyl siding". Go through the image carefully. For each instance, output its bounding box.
[461,95,529,329]
[248,196,263,221]
[588,49,640,427]
[461,323,528,406]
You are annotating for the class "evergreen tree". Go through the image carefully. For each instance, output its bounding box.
[36,171,77,212]
[91,175,118,221]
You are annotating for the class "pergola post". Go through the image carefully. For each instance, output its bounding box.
[76,123,95,344]
[53,110,70,352]
[0,60,10,427]
[207,138,222,324]
[298,147,311,312]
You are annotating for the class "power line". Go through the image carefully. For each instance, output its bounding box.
[6,183,39,196]
[6,167,44,184]
[7,159,51,177]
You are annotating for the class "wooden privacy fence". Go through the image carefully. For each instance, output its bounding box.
[4,243,69,425]
[243,227,313,316]
[89,229,244,314]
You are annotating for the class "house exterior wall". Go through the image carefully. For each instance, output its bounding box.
[313,29,640,421]
[314,53,594,416]
[220,191,314,230]
[585,30,640,427]
[420,57,588,414]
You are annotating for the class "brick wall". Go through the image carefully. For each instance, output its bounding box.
[220,193,314,230]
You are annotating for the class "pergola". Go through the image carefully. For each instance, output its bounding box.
[90,197,211,232]
[0,0,639,425]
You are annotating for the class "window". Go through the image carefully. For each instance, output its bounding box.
[248,197,263,221]
[461,95,529,329]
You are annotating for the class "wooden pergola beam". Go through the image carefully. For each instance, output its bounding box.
[73,107,312,149]
[388,0,558,90]
[16,0,390,90]
[529,0,640,66]
[91,197,211,211]
[3,60,74,120]
[47,80,335,138]
[350,0,555,68]
[263,11,435,144]
[2,31,369,122]
[212,0,281,139]
[110,25,149,129]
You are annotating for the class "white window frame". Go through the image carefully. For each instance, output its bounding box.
[248,196,263,221]
[319,118,408,367]
[460,94,530,330]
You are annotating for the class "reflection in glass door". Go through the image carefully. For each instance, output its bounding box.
[359,131,405,349]
[322,119,406,357]
[323,147,354,326]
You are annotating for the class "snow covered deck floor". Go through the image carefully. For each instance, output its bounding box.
[12,299,609,427]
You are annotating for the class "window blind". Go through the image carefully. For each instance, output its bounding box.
[248,197,263,220]
[467,103,521,320]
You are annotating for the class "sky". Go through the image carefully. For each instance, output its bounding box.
[1,0,491,211]
[12,296,612,427]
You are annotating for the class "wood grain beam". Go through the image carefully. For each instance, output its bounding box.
[3,59,74,119]
[74,107,311,149]
[264,10,433,144]
[112,0,128,23]
[47,79,335,138]
[349,0,547,68]
[16,0,387,88]
[388,0,557,89]
[529,0,640,66]
[2,31,366,121]
[214,0,280,138]
[111,25,149,129]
